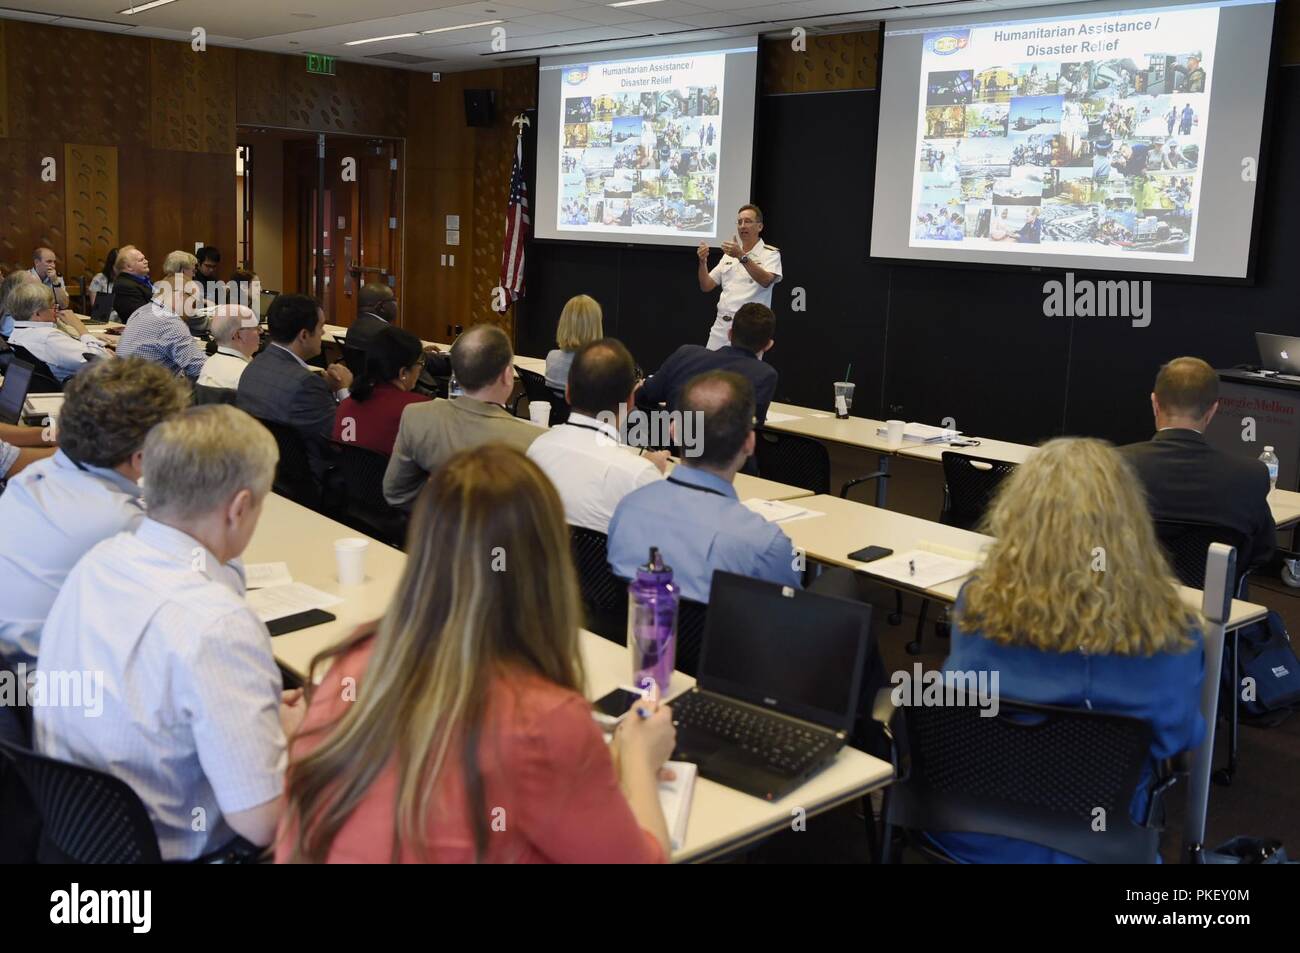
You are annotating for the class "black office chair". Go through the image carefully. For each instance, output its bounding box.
[341,342,369,378]
[330,443,408,548]
[4,344,62,393]
[0,740,163,864]
[1153,519,1253,786]
[876,697,1182,864]
[675,599,709,678]
[254,417,330,511]
[570,526,628,644]
[514,366,569,426]
[192,384,236,406]
[0,659,38,862]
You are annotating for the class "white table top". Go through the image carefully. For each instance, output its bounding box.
[248,493,892,863]
[663,461,811,503]
[1269,488,1300,530]
[784,494,1268,631]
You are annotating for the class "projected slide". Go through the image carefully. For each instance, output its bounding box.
[909,5,1216,260]
[556,52,725,237]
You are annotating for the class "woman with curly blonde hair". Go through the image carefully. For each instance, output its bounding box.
[930,437,1206,864]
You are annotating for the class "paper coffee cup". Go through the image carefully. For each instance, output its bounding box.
[886,419,906,445]
[334,537,369,586]
[528,401,551,428]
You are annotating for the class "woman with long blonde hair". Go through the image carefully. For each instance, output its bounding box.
[930,437,1206,863]
[545,294,603,391]
[276,444,674,863]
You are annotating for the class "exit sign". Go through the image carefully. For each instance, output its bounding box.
[306,53,336,76]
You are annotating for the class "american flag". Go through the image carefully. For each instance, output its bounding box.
[498,133,529,310]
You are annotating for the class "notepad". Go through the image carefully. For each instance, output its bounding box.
[660,760,697,852]
[742,499,825,523]
[247,583,342,623]
[244,562,293,589]
[875,422,962,443]
[856,549,975,589]
[23,394,64,416]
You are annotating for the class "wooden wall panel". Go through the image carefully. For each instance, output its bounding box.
[0,138,65,274]
[0,21,8,141]
[118,147,236,270]
[282,61,408,137]
[236,50,289,128]
[762,31,879,94]
[6,22,149,145]
[150,41,236,154]
[63,144,119,282]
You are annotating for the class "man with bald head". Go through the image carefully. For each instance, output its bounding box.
[383,323,539,507]
[115,263,208,380]
[349,281,450,377]
[608,369,801,603]
[111,245,153,322]
[198,304,261,390]
[31,247,70,312]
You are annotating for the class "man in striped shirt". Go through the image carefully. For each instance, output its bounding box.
[115,265,209,381]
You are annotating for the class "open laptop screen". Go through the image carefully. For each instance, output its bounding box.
[0,359,33,425]
[696,571,870,732]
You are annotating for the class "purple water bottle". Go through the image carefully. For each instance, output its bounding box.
[628,547,678,696]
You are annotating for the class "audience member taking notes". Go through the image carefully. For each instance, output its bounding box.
[930,438,1206,864]
[36,406,299,862]
[528,337,668,533]
[1121,356,1276,569]
[609,370,800,603]
[277,445,674,863]
[383,324,539,507]
[0,359,188,666]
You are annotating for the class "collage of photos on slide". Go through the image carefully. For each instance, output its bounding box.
[915,52,1207,254]
[560,86,721,232]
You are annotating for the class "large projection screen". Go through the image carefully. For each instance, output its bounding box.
[535,38,759,247]
[871,0,1276,279]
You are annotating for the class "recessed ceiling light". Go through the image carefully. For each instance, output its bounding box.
[609,0,664,6]
[118,0,181,13]
[345,32,419,46]
[419,18,503,35]
[290,12,317,17]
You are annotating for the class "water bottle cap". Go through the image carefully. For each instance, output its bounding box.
[1264,446,1274,452]
[638,546,673,578]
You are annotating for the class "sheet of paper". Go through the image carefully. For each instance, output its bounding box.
[244,562,294,589]
[247,582,342,623]
[742,498,825,524]
[24,395,65,414]
[763,411,802,423]
[856,549,975,589]
[659,760,697,852]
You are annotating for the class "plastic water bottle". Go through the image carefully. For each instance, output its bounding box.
[448,371,463,399]
[1260,446,1279,490]
[628,547,678,696]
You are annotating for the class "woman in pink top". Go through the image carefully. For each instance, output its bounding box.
[276,445,675,863]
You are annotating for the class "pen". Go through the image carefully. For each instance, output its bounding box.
[909,559,916,576]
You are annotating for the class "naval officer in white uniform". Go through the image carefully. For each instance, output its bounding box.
[696,204,782,350]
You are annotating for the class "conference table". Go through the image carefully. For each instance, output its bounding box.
[782,494,1270,631]
[249,493,893,863]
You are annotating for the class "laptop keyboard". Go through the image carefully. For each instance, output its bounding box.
[671,691,836,775]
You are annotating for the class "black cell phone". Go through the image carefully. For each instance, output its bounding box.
[266,608,337,637]
[592,687,644,728]
[848,545,893,563]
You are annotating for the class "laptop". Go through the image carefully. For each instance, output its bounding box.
[0,359,33,425]
[669,571,873,801]
[1254,332,1300,376]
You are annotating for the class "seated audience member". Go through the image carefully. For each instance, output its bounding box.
[196,245,223,302]
[348,282,450,378]
[155,249,209,333]
[528,338,668,532]
[87,246,117,313]
[384,324,539,507]
[277,445,674,863]
[30,247,70,312]
[198,304,260,391]
[1121,356,1275,568]
[0,269,39,337]
[930,437,1205,864]
[0,358,188,665]
[237,293,353,474]
[36,405,301,861]
[115,264,209,380]
[635,302,778,426]
[111,245,154,323]
[608,370,800,603]
[545,294,603,391]
[332,324,430,456]
[5,283,108,381]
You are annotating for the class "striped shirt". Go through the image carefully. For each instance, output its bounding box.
[115,301,208,380]
[34,518,286,861]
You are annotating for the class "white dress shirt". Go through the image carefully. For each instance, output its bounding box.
[526,411,663,533]
[198,346,251,390]
[35,518,285,861]
[7,321,108,381]
[0,450,144,666]
[706,237,783,349]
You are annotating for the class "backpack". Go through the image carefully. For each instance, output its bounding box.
[1220,609,1300,718]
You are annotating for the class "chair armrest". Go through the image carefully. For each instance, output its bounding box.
[840,471,890,499]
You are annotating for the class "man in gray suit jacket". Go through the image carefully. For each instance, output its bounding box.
[237,293,353,476]
[384,324,539,507]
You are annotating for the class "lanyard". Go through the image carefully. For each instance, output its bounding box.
[667,475,726,497]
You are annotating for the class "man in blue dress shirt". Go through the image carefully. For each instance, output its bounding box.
[609,370,800,604]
